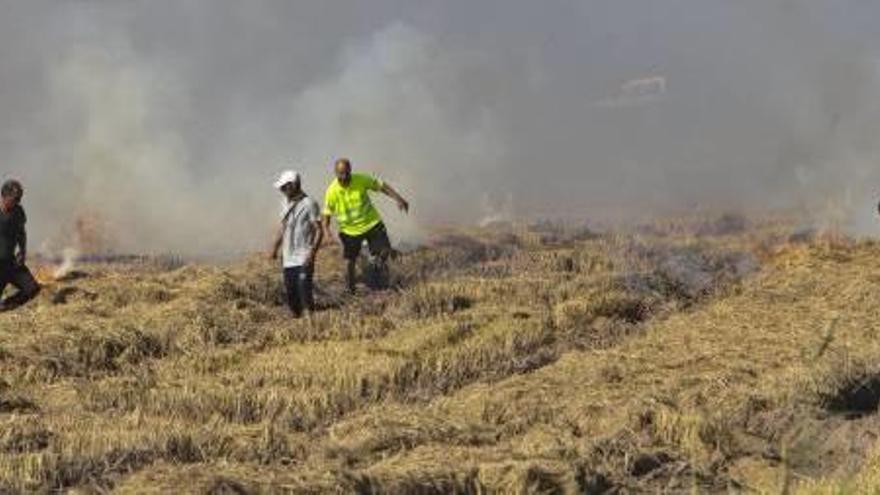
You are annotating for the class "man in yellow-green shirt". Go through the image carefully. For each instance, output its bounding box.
[322,158,410,294]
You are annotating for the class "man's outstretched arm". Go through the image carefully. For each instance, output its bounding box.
[380,183,409,213]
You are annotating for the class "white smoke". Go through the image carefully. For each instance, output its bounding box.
[4,1,880,255]
[223,23,505,243]
[54,247,79,280]
[46,43,205,254]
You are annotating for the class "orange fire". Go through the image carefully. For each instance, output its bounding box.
[36,210,117,285]
[34,264,58,285]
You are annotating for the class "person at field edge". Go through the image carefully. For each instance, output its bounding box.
[0,180,40,311]
[321,158,409,294]
[269,170,323,318]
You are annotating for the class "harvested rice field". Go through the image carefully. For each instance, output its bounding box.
[2,218,880,493]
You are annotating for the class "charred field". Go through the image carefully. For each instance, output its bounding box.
[2,216,880,493]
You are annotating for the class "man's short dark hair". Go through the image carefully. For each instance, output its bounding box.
[1,180,22,198]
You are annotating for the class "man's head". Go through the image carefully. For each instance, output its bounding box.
[273,170,302,200]
[1,180,23,211]
[334,158,352,186]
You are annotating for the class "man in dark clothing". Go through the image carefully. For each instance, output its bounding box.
[0,180,39,311]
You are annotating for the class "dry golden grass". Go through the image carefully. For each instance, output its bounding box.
[3,217,880,493]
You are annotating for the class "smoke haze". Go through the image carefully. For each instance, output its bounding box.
[3,0,880,255]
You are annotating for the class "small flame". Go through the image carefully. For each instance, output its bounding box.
[34,265,57,285]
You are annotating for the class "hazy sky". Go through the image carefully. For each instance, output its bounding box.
[3,1,880,254]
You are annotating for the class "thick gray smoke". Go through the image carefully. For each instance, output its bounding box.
[2,0,880,256]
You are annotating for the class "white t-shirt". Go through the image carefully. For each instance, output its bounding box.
[280,195,320,268]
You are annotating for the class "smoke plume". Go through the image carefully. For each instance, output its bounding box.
[3,0,880,257]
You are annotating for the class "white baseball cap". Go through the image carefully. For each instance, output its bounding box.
[273,170,301,189]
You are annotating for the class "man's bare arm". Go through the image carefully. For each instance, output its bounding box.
[313,220,324,252]
[322,214,342,247]
[268,225,283,260]
[305,220,324,266]
[380,183,409,213]
[321,214,331,241]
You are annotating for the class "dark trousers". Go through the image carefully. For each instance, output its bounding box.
[283,265,314,317]
[0,262,40,310]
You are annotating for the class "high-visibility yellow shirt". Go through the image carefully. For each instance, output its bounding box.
[323,173,385,236]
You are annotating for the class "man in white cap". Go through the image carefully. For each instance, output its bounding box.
[269,169,323,318]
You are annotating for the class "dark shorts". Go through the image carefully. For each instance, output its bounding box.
[340,222,392,261]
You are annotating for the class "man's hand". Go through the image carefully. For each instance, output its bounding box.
[380,183,409,214]
[304,250,316,268]
[269,225,284,262]
[15,251,25,266]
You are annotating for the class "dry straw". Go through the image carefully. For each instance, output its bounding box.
[2,218,878,492]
